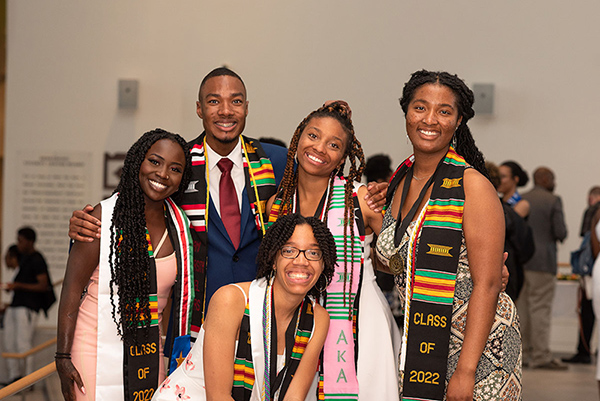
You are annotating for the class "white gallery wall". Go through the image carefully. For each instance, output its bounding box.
[3,1,600,302]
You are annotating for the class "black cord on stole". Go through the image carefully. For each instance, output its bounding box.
[393,158,445,247]
[269,300,302,398]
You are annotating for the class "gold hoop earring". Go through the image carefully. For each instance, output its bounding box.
[314,274,328,295]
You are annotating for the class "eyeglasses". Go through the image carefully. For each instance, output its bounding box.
[280,246,323,261]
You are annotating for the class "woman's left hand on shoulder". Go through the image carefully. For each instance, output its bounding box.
[357,185,383,235]
[364,181,388,213]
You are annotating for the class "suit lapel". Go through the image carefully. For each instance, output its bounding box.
[239,187,252,246]
[207,195,231,243]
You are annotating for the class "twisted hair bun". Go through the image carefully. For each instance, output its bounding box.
[321,101,351,120]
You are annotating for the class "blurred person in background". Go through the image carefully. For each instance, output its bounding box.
[486,161,534,302]
[2,228,50,383]
[519,167,568,370]
[563,186,600,365]
[499,161,530,218]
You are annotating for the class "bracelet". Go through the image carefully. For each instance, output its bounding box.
[55,352,71,359]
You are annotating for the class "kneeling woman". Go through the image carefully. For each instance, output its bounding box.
[154,213,333,401]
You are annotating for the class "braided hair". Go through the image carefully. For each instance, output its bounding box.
[399,70,488,178]
[273,101,365,309]
[109,128,191,344]
[256,213,337,298]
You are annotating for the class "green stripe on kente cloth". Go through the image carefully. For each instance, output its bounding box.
[248,159,272,168]
[413,293,454,304]
[423,221,462,229]
[415,270,457,280]
[428,199,465,206]
[232,380,254,390]
[323,394,359,400]
[253,177,276,186]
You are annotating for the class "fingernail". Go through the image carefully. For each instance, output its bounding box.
[80,386,86,394]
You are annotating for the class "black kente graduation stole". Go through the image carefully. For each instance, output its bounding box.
[388,148,466,401]
[181,133,277,328]
[122,199,195,400]
[231,279,315,401]
[121,228,161,401]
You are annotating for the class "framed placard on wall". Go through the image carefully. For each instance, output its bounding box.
[103,152,126,197]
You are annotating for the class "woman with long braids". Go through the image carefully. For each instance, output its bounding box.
[375,70,522,400]
[153,213,332,401]
[266,102,401,401]
[57,129,195,401]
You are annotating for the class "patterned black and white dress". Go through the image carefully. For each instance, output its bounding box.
[376,207,523,401]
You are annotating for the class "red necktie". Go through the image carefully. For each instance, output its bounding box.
[217,158,240,248]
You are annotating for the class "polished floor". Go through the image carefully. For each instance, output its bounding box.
[1,353,598,400]
[522,356,597,400]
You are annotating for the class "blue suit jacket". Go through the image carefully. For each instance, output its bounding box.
[204,142,287,306]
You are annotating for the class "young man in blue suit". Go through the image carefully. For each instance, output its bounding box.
[181,68,287,316]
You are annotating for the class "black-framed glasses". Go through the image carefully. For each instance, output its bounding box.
[280,246,323,261]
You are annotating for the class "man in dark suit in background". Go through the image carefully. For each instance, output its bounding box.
[518,167,568,370]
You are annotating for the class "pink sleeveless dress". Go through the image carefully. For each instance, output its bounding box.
[71,231,177,401]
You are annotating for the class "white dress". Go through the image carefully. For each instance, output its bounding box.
[356,233,401,401]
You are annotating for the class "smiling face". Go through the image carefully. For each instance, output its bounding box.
[296,116,348,178]
[196,75,248,156]
[405,83,462,156]
[138,139,187,204]
[272,223,324,297]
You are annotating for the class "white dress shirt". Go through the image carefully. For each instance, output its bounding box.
[205,138,244,216]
